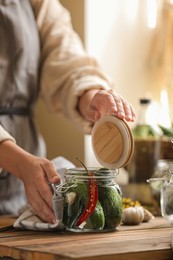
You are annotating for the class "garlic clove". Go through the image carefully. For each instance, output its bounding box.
[142,207,155,222]
[65,192,76,206]
[122,206,144,225]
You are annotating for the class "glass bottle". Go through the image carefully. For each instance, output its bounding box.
[53,167,122,232]
[125,98,162,212]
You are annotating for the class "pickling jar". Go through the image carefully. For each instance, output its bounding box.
[52,115,134,232]
[147,162,173,224]
[56,167,122,232]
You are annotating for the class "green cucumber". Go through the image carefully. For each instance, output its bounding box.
[99,186,122,229]
[158,125,173,137]
[63,181,105,230]
[90,200,105,230]
[63,182,88,227]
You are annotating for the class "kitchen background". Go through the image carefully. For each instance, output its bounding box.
[35,0,173,167]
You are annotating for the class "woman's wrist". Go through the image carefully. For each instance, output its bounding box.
[78,89,99,120]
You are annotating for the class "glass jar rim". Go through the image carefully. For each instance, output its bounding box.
[65,167,119,179]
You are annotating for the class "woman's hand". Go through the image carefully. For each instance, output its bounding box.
[0,140,60,223]
[20,155,60,224]
[78,89,136,123]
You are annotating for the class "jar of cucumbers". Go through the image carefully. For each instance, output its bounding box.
[58,167,122,232]
[52,115,134,233]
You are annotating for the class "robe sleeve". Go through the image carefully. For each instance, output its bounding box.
[31,0,114,133]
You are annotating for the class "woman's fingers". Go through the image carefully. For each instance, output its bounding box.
[107,89,136,121]
[31,193,55,223]
[114,96,136,121]
[40,160,60,184]
[24,175,56,223]
[89,90,136,122]
[122,101,136,122]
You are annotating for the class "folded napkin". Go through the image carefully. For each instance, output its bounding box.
[13,156,75,231]
[13,206,64,231]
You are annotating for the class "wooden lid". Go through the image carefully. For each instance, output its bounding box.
[91,115,134,169]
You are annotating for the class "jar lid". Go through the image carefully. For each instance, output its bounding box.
[91,115,134,169]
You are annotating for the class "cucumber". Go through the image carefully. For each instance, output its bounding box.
[90,200,105,230]
[158,125,173,137]
[132,125,158,138]
[63,181,105,230]
[63,182,88,227]
[99,186,122,229]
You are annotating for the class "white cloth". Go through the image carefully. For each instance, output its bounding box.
[13,207,63,231]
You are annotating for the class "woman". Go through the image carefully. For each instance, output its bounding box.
[0,0,135,223]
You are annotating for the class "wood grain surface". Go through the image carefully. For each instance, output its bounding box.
[92,116,134,169]
[0,217,172,260]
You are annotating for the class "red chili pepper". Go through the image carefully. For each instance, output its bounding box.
[76,172,98,227]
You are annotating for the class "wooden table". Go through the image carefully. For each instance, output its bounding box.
[0,216,172,260]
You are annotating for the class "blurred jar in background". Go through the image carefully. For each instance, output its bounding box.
[160,162,173,224]
[147,160,173,222]
[128,98,162,182]
[148,159,170,215]
[125,98,163,214]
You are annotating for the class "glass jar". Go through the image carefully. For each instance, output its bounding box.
[160,163,173,224]
[147,162,173,224]
[125,99,162,212]
[146,159,170,215]
[127,98,162,183]
[53,167,122,232]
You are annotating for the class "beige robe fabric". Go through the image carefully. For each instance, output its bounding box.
[0,0,113,143]
[31,0,113,133]
[0,0,113,215]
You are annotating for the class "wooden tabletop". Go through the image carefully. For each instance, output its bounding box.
[0,216,172,260]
